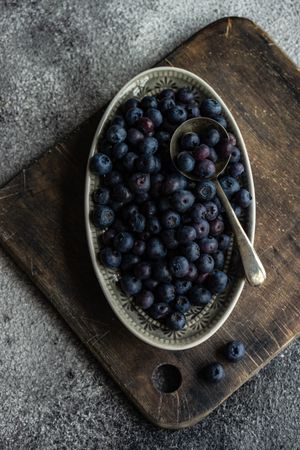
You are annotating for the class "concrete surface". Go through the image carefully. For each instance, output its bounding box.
[0,1,299,449]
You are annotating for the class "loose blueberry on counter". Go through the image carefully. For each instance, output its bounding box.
[90,153,113,175]
[197,253,215,273]
[120,275,142,295]
[156,283,176,303]
[188,286,212,306]
[93,187,110,205]
[176,152,195,173]
[99,247,122,269]
[193,144,210,161]
[167,312,186,331]
[134,290,154,310]
[93,205,115,228]
[150,302,171,320]
[200,99,222,117]
[195,180,216,201]
[152,260,172,282]
[183,242,200,262]
[206,270,228,293]
[224,340,245,362]
[146,238,167,259]
[234,188,252,208]
[203,362,225,383]
[204,128,220,147]
[113,231,134,253]
[112,142,128,160]
[169,256,190,278]
[125,107,143,126]
[174,296,191,313]
[180,132,200,151]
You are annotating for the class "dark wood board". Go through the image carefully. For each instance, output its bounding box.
[0,17,300,429]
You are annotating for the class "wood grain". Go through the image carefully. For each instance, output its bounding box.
[0,17,300,428]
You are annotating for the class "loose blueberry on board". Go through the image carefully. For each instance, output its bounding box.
[166,312,186,331]
[90,153,112,175]
[203,362,225,383]
[224,340,246,362]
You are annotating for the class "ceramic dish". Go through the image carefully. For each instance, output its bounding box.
[85,67,255,350]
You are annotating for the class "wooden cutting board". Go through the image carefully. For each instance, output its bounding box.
[0,17,299,429]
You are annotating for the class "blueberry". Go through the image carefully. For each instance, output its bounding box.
[121,203,139,220]
[156,283,176,303]
[188,286,212,305]
[141,200,157,218]
[232,203,243,217]
[155,130,171,146]
[136,117,155,135]
[182,242,200,262]
[113,231,134,253]
[176,225,196,244]
[167,105,187,125]
[134,261,152,280]
[186,103,200,118]
[195,272,209,284]
[112,142,128,159]
[171,190,195,213]
[93,205,115,228]
[219,176,240,198]
[213,250,225,270]
[203,362,225,383]
[206,270,228,293]
[195,180,216,201]
[169,256,189,278]
[135,191,149,204]
[200,99,222,117]
[145,108,163,127]
[120,254,140,271]
[101,228,117,246]
[112,115,125,128]
[228,162,244,178]
[129,173,151,193]
[161,210,181,229]
[138,136,158,156]
[127,128,144,146]
[134,290,154,310]
[209,218,224,236]
[193,219,210,239]
[218,234,231,250]
[150,302,171,320]
[93,187,110,205]
[106,125,127,144]
[204,128,220,147]
[218,139,233,159]
[204,201,219,221]
[191,203,207,223]
[150,173,164,197]
[157,197,171,212]
[129,212,146,233]
[194,159,216,179]
[174,296,191,313]
[132,239,146,256]
[141,95,157,109]
[193,144,210,161]
[163,174,187,195]
[166,312,186,331]
[120,275,142,295]
[197,253,215,273]
[125,107,143,126]
[135,155,156,173]
[123,97,140,112]
[147,216,161,234]
[159,88,175,100]
[230,146,241,163]
[224,340,246,362]
[176,152,195,173]
[177,87,194,104]
[234,189,252,208]
[99,247,122,269]
[180,132,200,150]
[122,152,138,171]
[199,236,218,253]
[152,260,172,282]
[161,229,179,250]
[227,133,237,145]
[143,278,158,290]
[90,153,113,175]
[214,115,227,128]
[146,238,166,259]
[209,146,218,163]
[112,183,133,203]
[175,280,192,295]
[158,97,176,113]
[185,262,198,281]
[104,170,123,186]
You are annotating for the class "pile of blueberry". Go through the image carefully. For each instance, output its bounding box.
[90,87,252,331]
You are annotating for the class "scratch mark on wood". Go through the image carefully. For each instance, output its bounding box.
[164,58,174,67]
[22,169,27,193]
[247,353,259,367]
[225,18,232,38]
[175,391,180,424]
[183,393,191,422]
[157,394,163,420]
[0,192,20,201]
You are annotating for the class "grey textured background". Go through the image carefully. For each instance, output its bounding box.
[0,1,299,449]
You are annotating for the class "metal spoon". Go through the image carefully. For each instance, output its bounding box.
[170,117,266,286]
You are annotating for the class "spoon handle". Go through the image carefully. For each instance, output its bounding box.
[215,180,266,286]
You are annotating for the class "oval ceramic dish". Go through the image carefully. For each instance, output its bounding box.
[85,67,255,350]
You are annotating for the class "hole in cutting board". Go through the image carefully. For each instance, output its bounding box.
[152,364,182,393]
